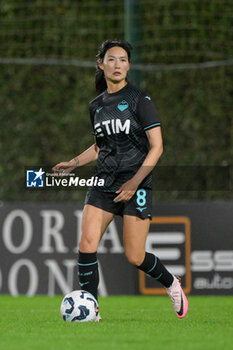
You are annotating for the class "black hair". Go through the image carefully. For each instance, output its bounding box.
[95,40,132,94]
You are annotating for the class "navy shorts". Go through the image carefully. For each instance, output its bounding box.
[84,188,152,220]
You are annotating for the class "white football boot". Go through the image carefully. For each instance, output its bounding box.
[166,276,189,318]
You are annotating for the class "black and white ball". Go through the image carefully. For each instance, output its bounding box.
[60,290,99,322]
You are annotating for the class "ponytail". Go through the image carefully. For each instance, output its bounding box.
[95,68,107,95]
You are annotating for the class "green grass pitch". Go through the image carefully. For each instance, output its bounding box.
[0,295,232,350]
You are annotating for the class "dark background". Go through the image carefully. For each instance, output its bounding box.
[0,0,232,202]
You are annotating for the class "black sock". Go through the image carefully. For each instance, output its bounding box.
[137,252,174,288]
[78,251,99,300]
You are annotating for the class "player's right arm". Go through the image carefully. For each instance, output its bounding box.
[53,99,100,175]
[52,143,99,175]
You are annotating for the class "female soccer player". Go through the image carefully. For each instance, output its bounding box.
[53,40,188,320]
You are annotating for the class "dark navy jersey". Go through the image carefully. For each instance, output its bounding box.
[89,83,161,192]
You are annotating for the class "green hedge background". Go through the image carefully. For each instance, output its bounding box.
[0,0,232,201]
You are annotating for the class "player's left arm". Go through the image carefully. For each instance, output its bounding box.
[131,126,163,183]
[115,126,163,202]
[115,93,162,202]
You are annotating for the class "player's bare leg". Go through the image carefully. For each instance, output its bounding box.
[123,215,188,318]
[123,215,150,266]
[79,204,114,253]
[78,204,114,322]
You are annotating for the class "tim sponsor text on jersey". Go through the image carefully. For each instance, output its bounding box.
[94,119,130,136]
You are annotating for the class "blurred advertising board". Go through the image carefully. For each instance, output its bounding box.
[0,202,232,296]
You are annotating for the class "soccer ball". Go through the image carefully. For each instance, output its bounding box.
[60,290,99,322]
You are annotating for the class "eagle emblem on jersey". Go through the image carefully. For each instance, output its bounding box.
[117,100,129,112]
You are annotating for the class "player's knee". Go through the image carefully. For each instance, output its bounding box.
[125,250,144,267]
[79,234,98,253]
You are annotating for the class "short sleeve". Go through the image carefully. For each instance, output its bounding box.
[136,93,161,131]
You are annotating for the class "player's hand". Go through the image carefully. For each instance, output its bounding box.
[52,161,76,176]
[114,179,139,202]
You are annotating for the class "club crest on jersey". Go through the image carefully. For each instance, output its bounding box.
[117,100,129,112]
